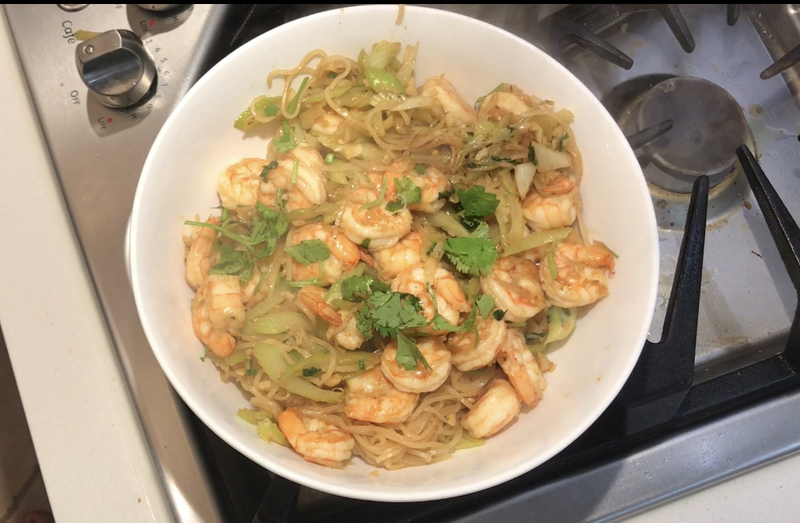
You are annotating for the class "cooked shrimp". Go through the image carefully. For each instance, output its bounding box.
[185,217,220,291]
[240,263,270,306]
[480,256,546,323]
[374,160,451,214]
[345,366,419,424]
[326,311,365,350]
[522,187,578,230]
[477,85,534,120]
[191,275,245,358]
[260,145,327,214]
[460,379,521,439]
[446,317,507,372]
[286,223,360,285]
[380,337,451,393]
[217,158,267,212]
[340,188,413,250]
[296,285,342,326]
[372,230,423,280]
[533,171,576,196]
[392,263,470,330]
[497,330,546,407]
[421,76,477,127]
[310,110,344,135]
[540,241,615,308]
[277,408,355,468]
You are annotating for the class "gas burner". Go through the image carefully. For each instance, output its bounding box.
[636,77,747,193]
[603,74,754,231]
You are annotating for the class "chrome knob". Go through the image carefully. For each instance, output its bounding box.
[76,29,156,109]
[137,4,181,11]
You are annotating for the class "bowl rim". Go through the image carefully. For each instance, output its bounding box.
[130,3,659,502]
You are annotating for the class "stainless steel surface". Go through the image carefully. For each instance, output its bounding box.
[76,29,156,108]
[2,4,230,522]
[561,4,800,382]
[4,3,800,523]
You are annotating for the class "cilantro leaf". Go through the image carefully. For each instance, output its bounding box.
[341,274,391,301]
[286,239,330,265]
[386,177,422,213]
[396,332,431,371]
[528,143,538,166]
[367,291,429,338]
[273,120,296,153]
[252,202,288,259]
[444,222,499,276]
[475,294,495,318]
[302,366,322,377]
[415,163,427,174]
[558,133,570,152]
[260,161,278,183]
[460,215,485,232]
[210,243,254,286]
[456,186,499,217]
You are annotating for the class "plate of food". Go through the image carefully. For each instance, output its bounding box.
[130,4,658,502]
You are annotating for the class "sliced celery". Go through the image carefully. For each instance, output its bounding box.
[257,418,289,446]
[502,228,572,257]
[253,342,344,404]
[253,311,312,335]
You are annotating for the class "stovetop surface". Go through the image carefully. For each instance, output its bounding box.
[4,4,800,523]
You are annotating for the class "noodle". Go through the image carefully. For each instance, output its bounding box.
[183,40,616,470]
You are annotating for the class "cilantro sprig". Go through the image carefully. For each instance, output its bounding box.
[186,202,288,286]
[456,186,499,218]
[260,161,278,182]
[396,332,430,371]
[341,274,431,370]
[286,239,331,265]
[274,120,296,153]
[444,222,499,276]
[342,274,390,301]
[385,177,422,213]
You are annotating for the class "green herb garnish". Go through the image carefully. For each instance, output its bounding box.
[286,239,331,266]
[273,120,296,153]
[456,185,500,217]
[395,332,430,371]
[385,177,422,213]
[260,161,278,183]
[444,222,499,276]
[528,143,538,166]
[287,77,309,114]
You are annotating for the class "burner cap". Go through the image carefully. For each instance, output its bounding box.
[636,77,746,190]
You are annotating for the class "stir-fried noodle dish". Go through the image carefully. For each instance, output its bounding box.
[183,41,616,469]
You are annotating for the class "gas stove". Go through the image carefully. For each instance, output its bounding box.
[4,4,800,523]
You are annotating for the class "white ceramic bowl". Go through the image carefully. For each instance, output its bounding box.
[131,5,658,502]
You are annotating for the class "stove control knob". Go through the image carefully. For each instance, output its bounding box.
[75,29,156,109]
[136,4,181,11]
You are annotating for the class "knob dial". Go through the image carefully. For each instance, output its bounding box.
[137,4,181,11]
[75,29,156,109]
